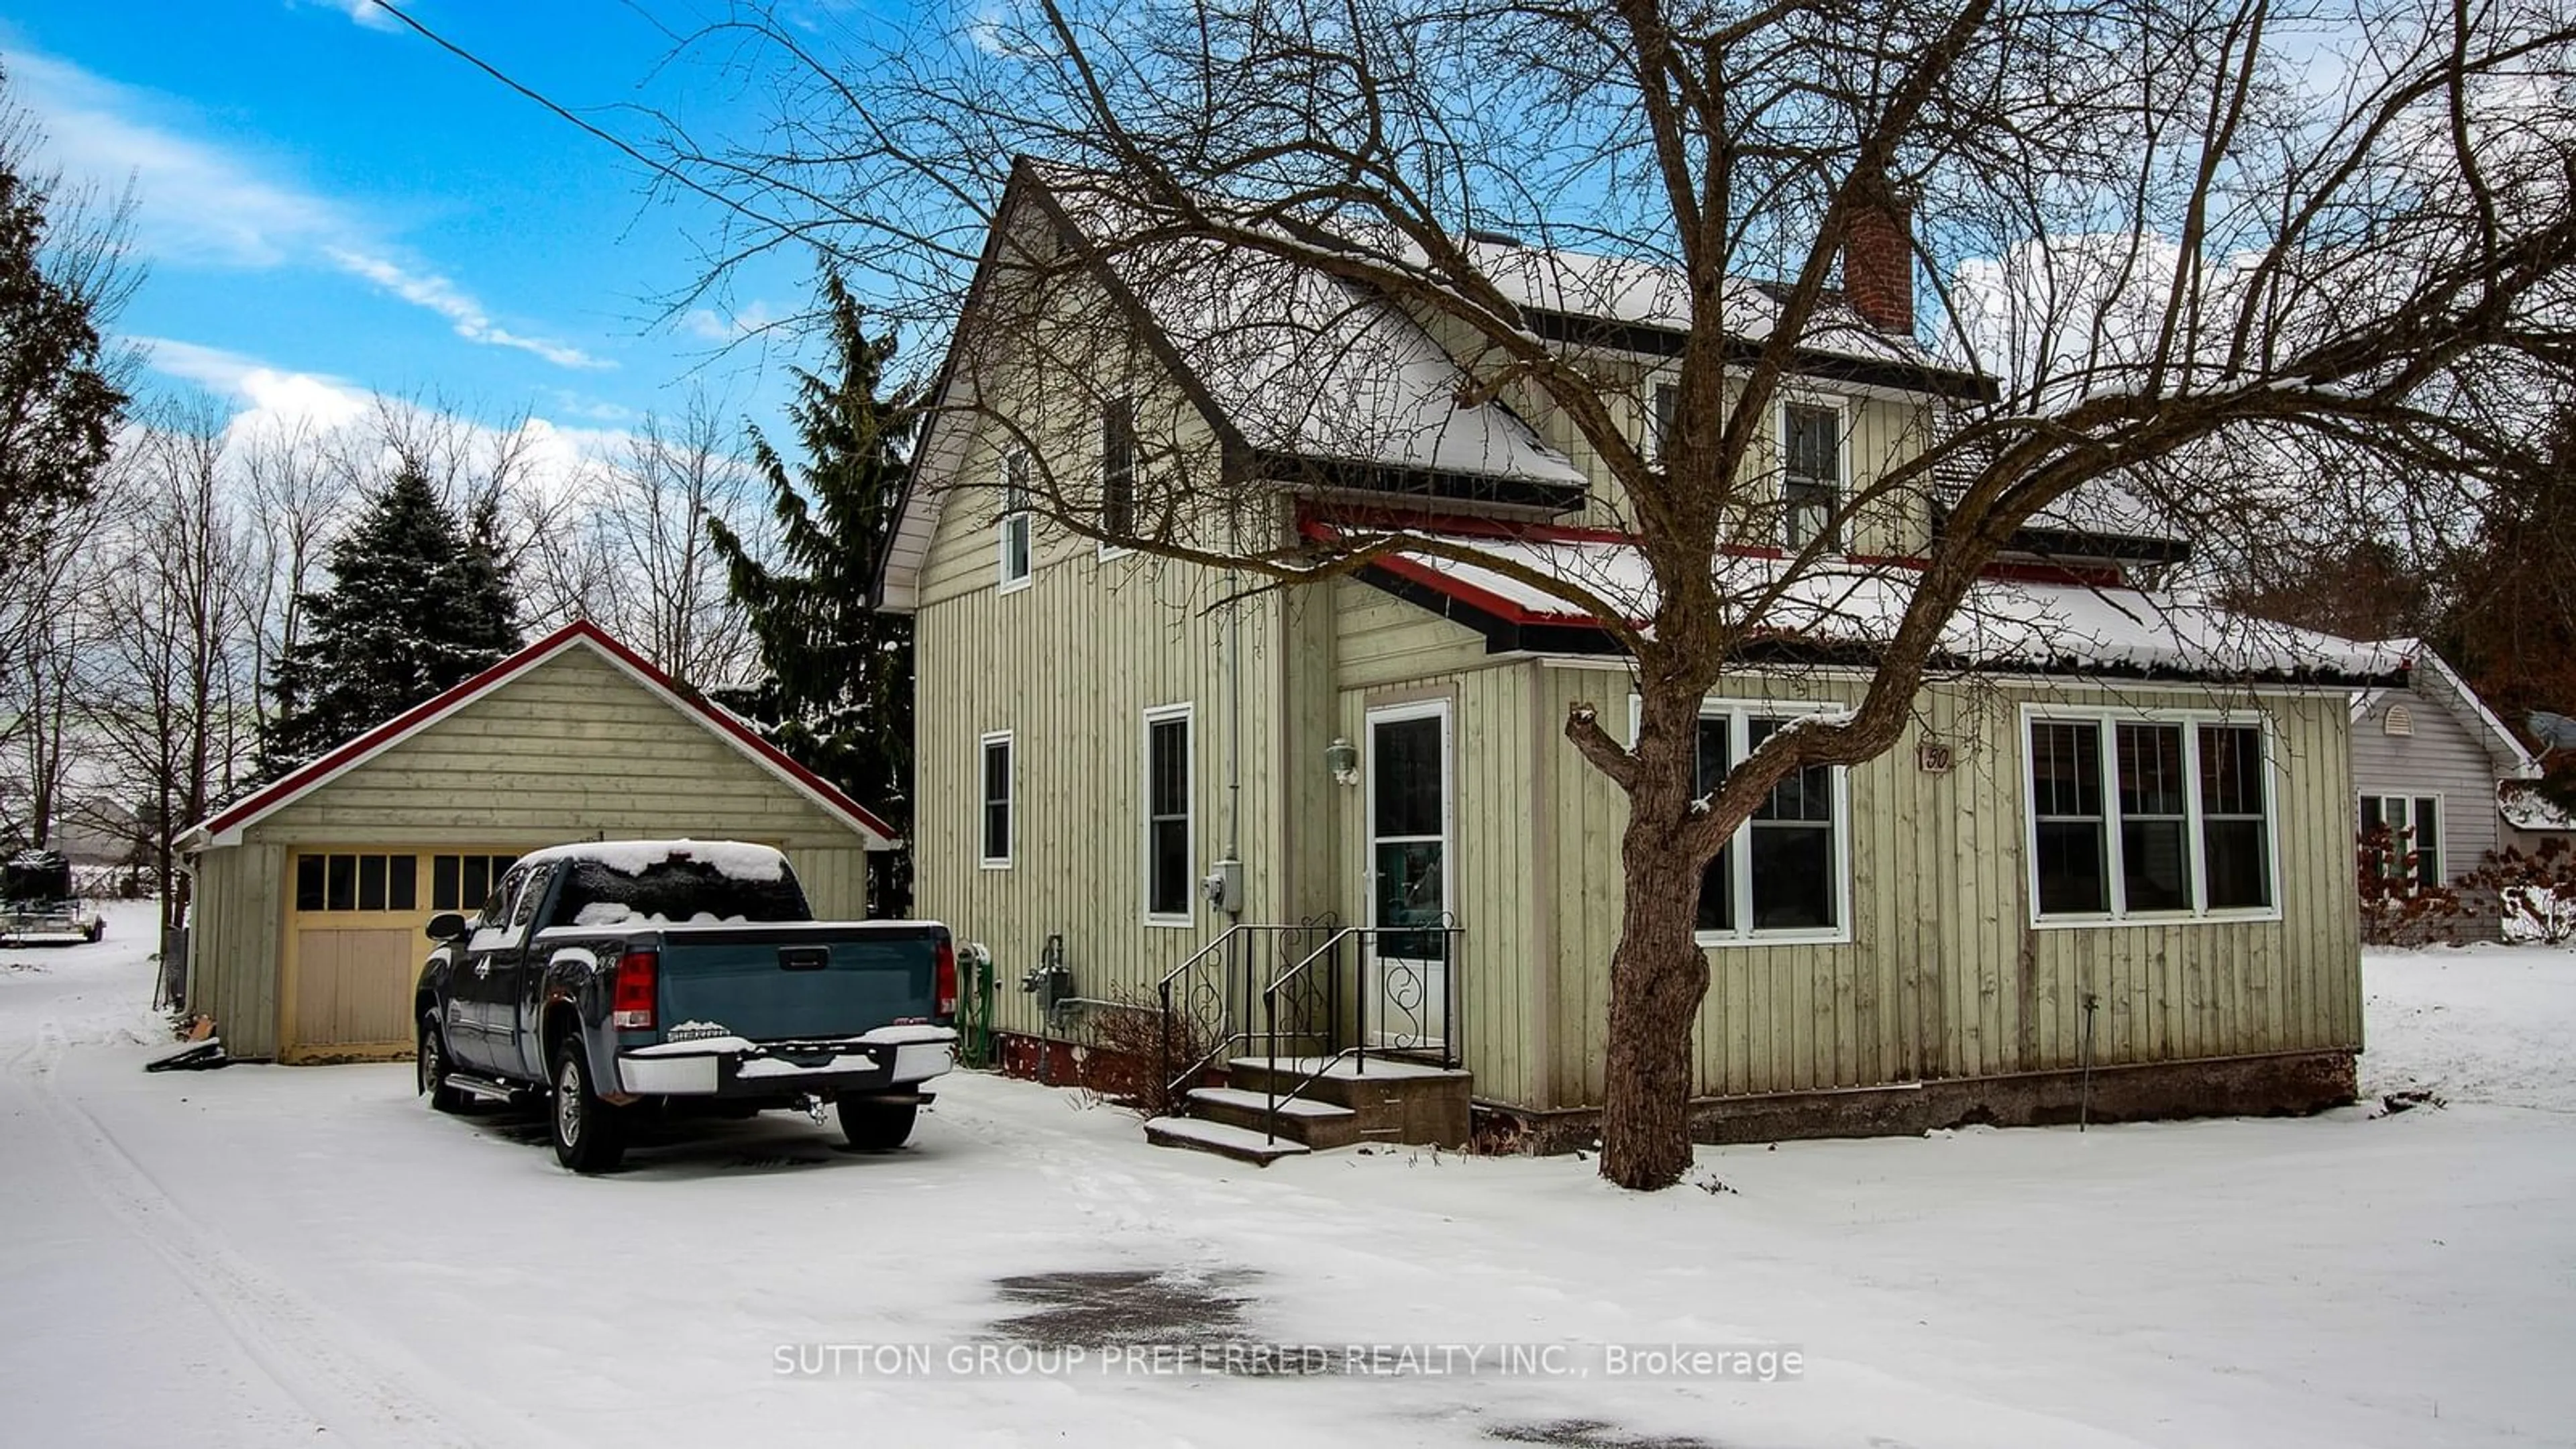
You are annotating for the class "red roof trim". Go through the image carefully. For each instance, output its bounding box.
[190,620,899,846]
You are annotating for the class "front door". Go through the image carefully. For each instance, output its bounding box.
[1366,701,1452,1051]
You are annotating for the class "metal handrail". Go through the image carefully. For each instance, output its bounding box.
[1249,923,1462,1144]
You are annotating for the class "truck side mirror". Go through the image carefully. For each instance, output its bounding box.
[425,912,468,942]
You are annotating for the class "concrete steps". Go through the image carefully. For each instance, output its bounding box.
[1142,1114,1311,1164]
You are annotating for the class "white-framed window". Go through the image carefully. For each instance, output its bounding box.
[1633,698,1852,945]
[998,447,1033,591]
[2024,708,2279,925]
[1780,397,1843,551]
[2361,794,2443,890]
[979,731,1014,868]
[1650,380,1678,462]
[1142,704,1193,924]
[1100,396,1136,557]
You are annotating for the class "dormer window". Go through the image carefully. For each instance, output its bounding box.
[1782,400,1842,551]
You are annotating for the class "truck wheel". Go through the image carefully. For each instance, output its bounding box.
[418,1016,469,1114]
[838,1097,917,1151]
[85,921,103,944]
[549,1038,627,1173]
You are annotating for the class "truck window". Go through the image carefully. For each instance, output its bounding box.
[553,858,812,927]
[479,867,527,932]
[510,865,553,933]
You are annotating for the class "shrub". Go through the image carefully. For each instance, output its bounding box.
[2460,839,2576,946]
[2357,823,2472,947]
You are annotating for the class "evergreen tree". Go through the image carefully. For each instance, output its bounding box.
[258,467,519,775]
[709,268,916,914]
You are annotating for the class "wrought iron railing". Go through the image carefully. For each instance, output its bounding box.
[1247,921,1462,1141]
[1155,917,1342,1106]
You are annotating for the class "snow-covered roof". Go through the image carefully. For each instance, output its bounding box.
[2351,640,2541,779]
[1098,228,1588,486]
[1340,523,2398,681]
[178,622,901,853]
[2500,782,2575,833]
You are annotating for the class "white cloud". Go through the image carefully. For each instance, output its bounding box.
[309,0,407,32]
[681,300,779,342]
[327,248,612,370]
[136,335,374,434]
[10,48,613,372]
[138,335,634,502]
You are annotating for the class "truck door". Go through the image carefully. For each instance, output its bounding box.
[482,863,555,1081]
[450,864,531,1072]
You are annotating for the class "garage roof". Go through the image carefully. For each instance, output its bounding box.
[180,621,900,851]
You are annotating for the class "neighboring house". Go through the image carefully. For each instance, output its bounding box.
[2349,641,2542,900]
[176,621,899,1063]
[2498,780,2576,854]
[877,162,2394,1154]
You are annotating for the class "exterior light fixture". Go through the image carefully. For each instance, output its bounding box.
[1326,735,1360,786]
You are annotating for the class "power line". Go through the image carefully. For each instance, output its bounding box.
[364,0,788,236]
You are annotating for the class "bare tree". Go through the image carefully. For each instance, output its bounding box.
[91,396,256,930]
[238,417,360,733]
[590,395,763,684]
[657,0,2576,1186]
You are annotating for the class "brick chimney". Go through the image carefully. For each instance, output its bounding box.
[1841,181,1915,336]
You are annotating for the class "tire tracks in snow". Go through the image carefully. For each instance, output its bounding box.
[14,1018,538,1449]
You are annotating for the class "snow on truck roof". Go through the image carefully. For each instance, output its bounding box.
[513,840,790,882]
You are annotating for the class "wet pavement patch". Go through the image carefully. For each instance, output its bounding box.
[1487,1419,1725,1449]
[989,1268,1258,1348]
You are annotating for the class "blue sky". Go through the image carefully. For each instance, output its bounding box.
[6,1,828,456]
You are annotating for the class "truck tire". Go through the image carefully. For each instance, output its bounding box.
[549,1037,627,1173]
[418,1016,469,1114]
[838,1097,917,1151]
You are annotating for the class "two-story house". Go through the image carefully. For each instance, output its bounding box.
[873,160,2392,1159]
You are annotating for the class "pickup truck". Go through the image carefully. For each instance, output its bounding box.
[413,839,957,1173]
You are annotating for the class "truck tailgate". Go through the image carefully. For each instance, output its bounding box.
[651,924,945,1041]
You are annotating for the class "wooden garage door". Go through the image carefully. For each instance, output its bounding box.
[283,848,518,1057]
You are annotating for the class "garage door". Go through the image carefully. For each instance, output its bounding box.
[283,848,519,1057]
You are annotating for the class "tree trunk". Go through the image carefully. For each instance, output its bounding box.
[1600,833,1711,1188]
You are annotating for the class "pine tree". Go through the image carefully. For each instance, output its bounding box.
[708,268,916,914]
[258,467,519,775]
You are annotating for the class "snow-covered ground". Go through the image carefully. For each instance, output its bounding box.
[4,904,2570,1449]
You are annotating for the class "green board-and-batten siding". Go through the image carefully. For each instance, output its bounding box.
[185,644,879,1060]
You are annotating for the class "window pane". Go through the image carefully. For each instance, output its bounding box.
[295,855,325,912]
[1749,718,1833,822]
[1695,849,1732,933]
[2120,820,2192,911]
[2203,820,2271,909]
[1786,403,1839,482]
[985,741,1010,804]
[2414,796,2440,889]
[1750,823,1835,930]
[432,854,460,911]
[2197,725,2270,909]
[1150,820,1191,916]
[1103,400,1135,535]
[388,855,418,912]
[325,854,356,912]
[985,802,1010,861]
[1150,718,1188,815]
[2031,720,2106,915]
[461,855,491,912]
[2035,821,2108,914]
[2359,796,2385,833]
[1373,716,1443,837]
[1652,383,1678,460]
[358,854,387,912]
[2197,725,2265,816]
[2116,724,2187,816]
[2030,721,2104,818]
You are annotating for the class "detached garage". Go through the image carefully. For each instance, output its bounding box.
[177,621,900,1063]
